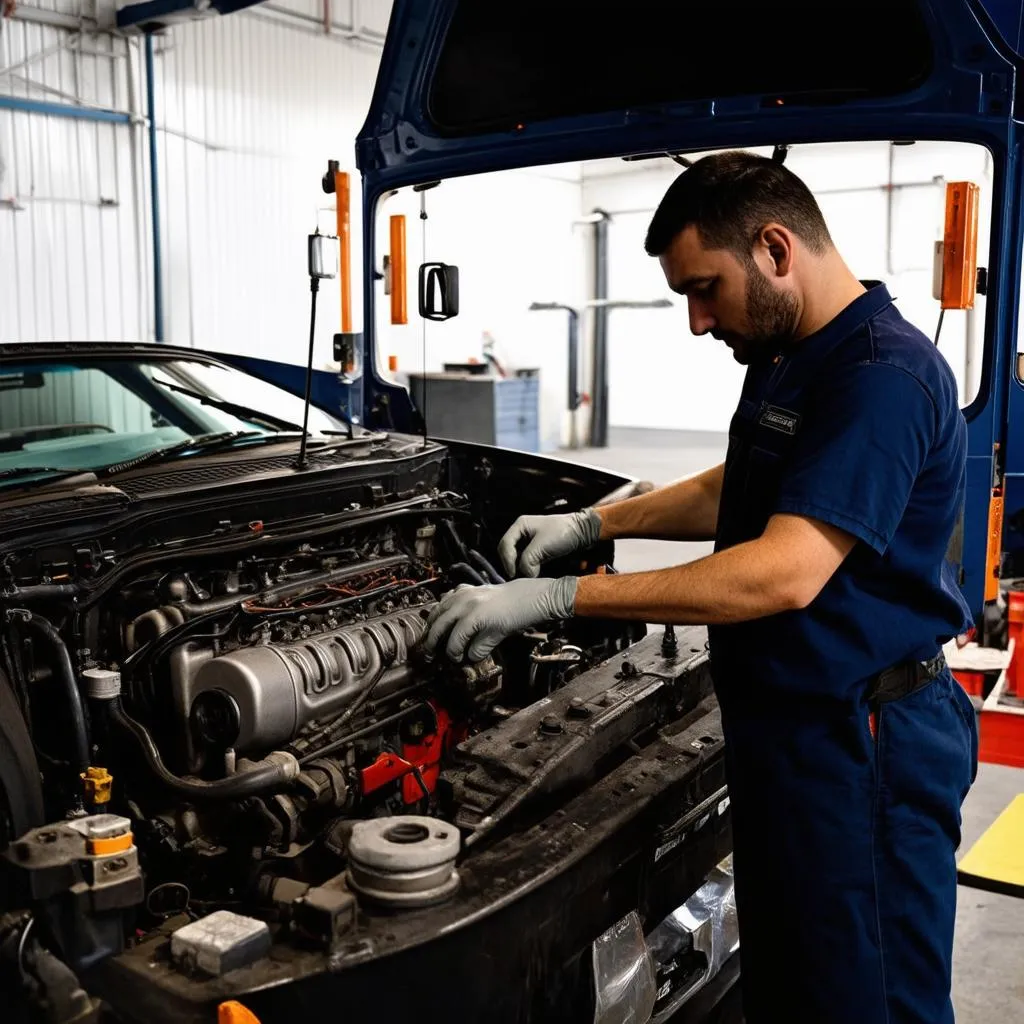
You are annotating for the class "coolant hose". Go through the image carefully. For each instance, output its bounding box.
[468,549,506,584]
[10,611,89,779]
[109,699,299,800]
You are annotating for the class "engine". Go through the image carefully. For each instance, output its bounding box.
[0,493,642,962]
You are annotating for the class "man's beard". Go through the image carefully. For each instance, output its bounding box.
[720,265,799,365]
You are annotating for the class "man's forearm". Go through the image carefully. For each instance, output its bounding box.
[596,463,723,543]
[575,513,856,624]
[574,538,799,625]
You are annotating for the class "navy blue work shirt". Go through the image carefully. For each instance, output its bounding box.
[708,283,972,709]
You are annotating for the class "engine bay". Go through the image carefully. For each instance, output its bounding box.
[0,477,659,978]
[0,438,729,1024]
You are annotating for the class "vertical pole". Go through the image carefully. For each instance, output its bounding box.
[965,304,978,401]
[591,211,611,447]
[567,308,580,449]
[144,33,164,342]
[885,142,895,277]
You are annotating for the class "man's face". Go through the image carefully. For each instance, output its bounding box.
[659,224,799,364]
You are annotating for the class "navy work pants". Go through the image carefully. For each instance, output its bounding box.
[722,670,978,1023]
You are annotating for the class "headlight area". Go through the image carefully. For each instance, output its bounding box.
[593,849,738,1024]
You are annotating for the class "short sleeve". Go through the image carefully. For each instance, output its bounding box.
[774,362,935,555]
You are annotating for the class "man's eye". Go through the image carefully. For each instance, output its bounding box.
[693,281,715,297]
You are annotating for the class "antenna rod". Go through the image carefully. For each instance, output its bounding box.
[420,187,428,447]
[299,227,338,469]
[298,275,319,470]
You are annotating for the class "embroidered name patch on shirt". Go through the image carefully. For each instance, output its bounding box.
[759,405,800,435]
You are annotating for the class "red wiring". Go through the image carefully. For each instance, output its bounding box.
[240,568,437,614]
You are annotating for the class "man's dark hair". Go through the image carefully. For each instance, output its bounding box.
[644,151,832,260]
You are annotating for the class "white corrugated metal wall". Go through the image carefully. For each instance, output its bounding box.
[0,0,390,361]
[155,1,390,363]
[0,11,142,343]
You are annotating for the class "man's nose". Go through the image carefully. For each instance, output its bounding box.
[687,299,716,336]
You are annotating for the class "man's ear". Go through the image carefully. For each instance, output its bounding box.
[758,224,794,278]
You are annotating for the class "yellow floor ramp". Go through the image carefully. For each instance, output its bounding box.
[958,793,1024,899]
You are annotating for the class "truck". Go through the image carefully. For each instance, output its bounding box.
[1,1,1020,1021]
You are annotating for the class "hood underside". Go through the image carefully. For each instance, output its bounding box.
[356,0,1018,189]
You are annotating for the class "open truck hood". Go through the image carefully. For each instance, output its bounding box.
[349,0,1024,621]
[356,0,1018,187]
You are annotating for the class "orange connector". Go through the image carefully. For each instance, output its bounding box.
[81,765,113,807]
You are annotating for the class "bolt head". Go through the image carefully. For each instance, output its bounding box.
[567,697,591,718]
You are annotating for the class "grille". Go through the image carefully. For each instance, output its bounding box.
[111,445,398,499]
[114,455,304,497]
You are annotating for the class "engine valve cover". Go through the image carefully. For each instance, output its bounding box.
[188,602,436,753]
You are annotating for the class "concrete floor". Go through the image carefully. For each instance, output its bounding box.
[552,426,1024,1023]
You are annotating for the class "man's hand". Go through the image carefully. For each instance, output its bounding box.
[423,577,577,662]
[498,509,602,578]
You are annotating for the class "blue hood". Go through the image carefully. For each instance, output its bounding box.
[356,0,1019,191]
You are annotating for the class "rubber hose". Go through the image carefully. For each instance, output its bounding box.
[468,549,506,584]
[109,699,298,800]
[16,613,89,778]
[0,584,80,602]
[442,518,471,561]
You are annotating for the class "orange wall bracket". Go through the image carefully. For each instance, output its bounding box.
[333,169,352,334]
[389,214,408,325]
[941,181,980,310]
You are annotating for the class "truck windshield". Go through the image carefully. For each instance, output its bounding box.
[0,355,348,478]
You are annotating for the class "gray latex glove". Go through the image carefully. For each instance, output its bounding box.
[422,577,577,663]
[497,508,602,579]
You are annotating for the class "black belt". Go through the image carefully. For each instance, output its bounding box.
[867,652,946,705]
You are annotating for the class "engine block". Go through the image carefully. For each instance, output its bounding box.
[187,602,436,754]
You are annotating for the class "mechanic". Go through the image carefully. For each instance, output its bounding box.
[423,151,979,1024]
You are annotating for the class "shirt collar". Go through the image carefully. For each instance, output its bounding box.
[780,280,893,358]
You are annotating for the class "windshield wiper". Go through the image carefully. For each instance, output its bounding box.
[310,432,385,452]
[154,379,305,432]
[101,431,289,475]
[0,467,98,487]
